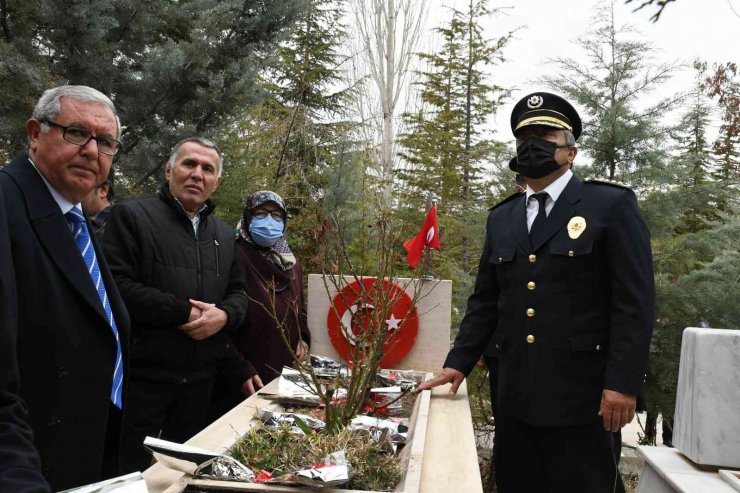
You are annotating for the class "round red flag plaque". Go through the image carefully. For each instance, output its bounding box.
[327,277,419,368]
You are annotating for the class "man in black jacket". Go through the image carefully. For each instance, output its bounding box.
[419,93,654,492]
[103,137,248,473]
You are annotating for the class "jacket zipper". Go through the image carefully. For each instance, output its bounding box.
[214,239,221,277]
[195,226,203,301]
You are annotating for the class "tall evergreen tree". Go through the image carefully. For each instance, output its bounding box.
[398,0,511,268]
[635,62,740,437]
[542,0,680,186]
[213,0,358,272]
[0,0,303,191]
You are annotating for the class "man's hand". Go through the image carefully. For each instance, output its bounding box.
[241,374,264,397]
[178,299,228,341]
[295,340,308,361]
[185,306,202,323]
[598,389,637,432]
[416,368,465,396]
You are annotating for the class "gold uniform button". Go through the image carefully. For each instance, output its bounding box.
[526,335,535,344]
[568,250,575,257]
[529,254,537,263]
[526,308,535,317]
[527,281,536,290]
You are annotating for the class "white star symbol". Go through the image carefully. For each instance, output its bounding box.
[385,314,401,332]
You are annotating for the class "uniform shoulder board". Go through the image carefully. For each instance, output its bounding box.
[585,179,631,190]
[488,191,524,211]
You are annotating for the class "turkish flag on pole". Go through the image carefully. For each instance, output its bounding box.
[403,205,441,269]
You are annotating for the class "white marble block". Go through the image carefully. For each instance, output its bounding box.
[307,274,452,373]
[673,327,740,468]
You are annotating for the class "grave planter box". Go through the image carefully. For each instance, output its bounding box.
[156,377,431,493]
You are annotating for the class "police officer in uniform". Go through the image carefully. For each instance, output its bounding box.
[419,92,655,492]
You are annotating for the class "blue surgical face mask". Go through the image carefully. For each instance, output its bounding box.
[249,216,284,247]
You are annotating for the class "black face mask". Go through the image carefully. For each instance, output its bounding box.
[510,137,568,179]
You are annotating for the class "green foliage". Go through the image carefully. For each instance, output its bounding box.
[212,0,357,275]
[639,65,740,419]
[0,0,304,193]
[542,0,681,185]
[397,0,512,276]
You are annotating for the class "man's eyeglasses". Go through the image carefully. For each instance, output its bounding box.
[40,120,121,156]
[253,209,285,221]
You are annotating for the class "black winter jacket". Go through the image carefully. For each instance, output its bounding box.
[102,183,248,383]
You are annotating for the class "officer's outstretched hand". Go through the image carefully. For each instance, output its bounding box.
[416,368,465,396]
[599,389,637,432]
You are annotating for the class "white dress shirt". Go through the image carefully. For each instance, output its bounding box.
[28,157,81,215]
[525,168,574,232]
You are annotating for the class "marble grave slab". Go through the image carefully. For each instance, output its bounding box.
[673,327,740,469]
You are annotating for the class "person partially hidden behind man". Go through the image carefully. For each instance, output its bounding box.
[102,137,248,473]
[0,85,130,491]
[419,92,655,492]
[82,177,115,238]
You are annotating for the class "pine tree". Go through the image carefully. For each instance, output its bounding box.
[542,0,680,186]
[0,0,303,191]
[213,0,358,273]
[398,0,511,268]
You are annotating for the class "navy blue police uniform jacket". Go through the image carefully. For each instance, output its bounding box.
[444,174,655,427]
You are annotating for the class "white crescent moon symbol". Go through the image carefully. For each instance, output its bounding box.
[340,302,375,346]
[426,226,435,243]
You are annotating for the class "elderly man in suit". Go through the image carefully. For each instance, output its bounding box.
[0,85,130,491]
[419,92,655,492]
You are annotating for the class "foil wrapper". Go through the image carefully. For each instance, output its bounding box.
[310,354,349,378]
[143,436,255,483]
[349,415,409,452]
[269,450,351,488]
[259,409,326,434]
[195,456,256,482]
[376,369,426,390]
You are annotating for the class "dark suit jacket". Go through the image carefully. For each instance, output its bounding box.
[0,185,50,492]
[445,175,654,427]
[0,155,130,491]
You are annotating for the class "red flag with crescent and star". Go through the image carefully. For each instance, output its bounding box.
[403,205,441,269]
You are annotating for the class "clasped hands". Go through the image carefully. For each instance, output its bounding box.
[417,368,637,431]
[178,299,227,340]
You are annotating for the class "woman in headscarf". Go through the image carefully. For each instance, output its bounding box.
[210,191,310,416]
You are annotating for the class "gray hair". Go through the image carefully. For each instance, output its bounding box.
[32,85,120,139]
[166,137,224,177]
[563,130,576,147]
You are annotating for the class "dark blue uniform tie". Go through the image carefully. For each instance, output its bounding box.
[529,193,549,247]
[66,206,123,409]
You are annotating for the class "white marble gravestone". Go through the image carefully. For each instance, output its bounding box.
[306,274,452,373]
[673,327,740,469]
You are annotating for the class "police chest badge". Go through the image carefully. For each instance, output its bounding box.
[567,216,586,239]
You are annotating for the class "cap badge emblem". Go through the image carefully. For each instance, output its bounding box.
[568,216,586,239]
[527,95,544,109]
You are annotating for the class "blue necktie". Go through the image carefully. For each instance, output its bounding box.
[66,206,123,409]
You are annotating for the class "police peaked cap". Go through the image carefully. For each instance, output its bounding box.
[510,92,582,140]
